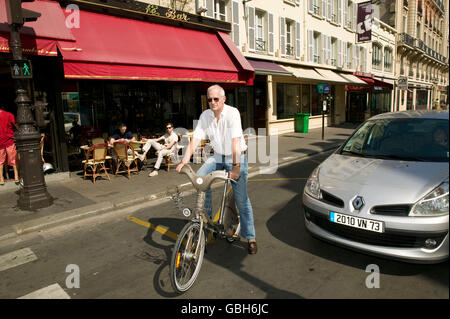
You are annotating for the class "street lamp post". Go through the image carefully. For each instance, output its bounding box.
[6,0,52,210]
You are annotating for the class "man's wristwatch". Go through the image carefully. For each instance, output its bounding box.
[232,163,240,167]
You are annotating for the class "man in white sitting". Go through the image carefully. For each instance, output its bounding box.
[139,122,178,176]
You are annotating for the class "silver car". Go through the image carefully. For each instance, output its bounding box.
[302,111,449,263]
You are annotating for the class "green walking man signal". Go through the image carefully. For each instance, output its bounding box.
[10,59,33,79]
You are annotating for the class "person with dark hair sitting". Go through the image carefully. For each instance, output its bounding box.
[110,123,136,144]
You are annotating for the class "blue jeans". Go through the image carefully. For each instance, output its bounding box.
[196,153,255,240]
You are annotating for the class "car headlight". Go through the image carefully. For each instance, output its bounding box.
[410,181,449,217]
[304,167,321,199]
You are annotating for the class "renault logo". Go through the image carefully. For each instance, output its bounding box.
[352,196,364,210]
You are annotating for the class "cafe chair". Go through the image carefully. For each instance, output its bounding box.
[91,137,105,144]
[161,134,184,172]
[82,143,111,184]
[113,141,138,179]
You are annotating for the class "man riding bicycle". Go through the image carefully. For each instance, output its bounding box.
[176,84,257,255]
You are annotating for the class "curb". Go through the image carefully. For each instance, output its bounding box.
[0,144,339,245]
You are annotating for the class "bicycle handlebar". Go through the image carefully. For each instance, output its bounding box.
[180,164,234,192]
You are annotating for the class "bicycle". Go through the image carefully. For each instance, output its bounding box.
[169,164,241,293]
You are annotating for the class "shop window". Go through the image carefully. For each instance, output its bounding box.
[301,84,310,114]
[277,83,300,119]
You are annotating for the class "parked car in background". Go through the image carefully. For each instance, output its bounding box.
[303,111,449,264]
[64,112,81,133]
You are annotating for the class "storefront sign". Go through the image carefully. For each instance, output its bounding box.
[317,84,330,94]
[357,1,372,42]
[398,76,408,90]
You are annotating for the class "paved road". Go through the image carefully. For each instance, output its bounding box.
[0,151,448,301]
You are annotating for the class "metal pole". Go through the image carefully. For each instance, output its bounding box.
[9,24,52,210]
[321,93,325,140]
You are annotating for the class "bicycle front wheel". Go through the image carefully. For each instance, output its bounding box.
[170,222,206,293]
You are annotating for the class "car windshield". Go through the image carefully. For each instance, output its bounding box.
[340,118,449,162]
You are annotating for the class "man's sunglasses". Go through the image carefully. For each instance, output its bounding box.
[207,97,220,103]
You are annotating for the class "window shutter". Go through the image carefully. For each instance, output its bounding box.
[363,47,367,72]
[295,21,301,59]
[327,0,332,21]
[308,0,313,13]
[206,0,214,18]
[355,45,360,70]
[308,30,314,62]
[327,36,332,65]
[352,2,357,31]
[248,6,255,52]
[322,35,327,64]
[344,0,348,27]
[322,0,327,18]
[343,41,347,67]
[268,12,274,55]
[280,17,286,57]
[337,39,342,67]
[232,0,240,46]
[338,0,342,25]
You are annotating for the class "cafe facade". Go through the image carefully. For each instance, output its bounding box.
[0,0,254,172]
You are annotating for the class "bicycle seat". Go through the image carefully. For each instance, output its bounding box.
[180,164,228,192]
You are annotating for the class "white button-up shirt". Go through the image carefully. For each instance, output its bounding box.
[193,104,247,156]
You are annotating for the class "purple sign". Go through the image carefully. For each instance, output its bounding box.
[357,1,372,42]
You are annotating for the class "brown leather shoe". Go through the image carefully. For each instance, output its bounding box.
[248,241,257,255]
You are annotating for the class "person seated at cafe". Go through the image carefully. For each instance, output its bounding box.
[110,123,136,144]
[69,120,82,146]
[138,122,178,177]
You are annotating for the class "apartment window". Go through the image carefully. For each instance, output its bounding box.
[372,43,382,69]
[313,32,320,63]
[344,0,354,29]
[286,20,294,56]
[330,37,337,66]
[309,0,321,15]
[214,0,227,21]
[346,43,353,68]
[255,10,265,51]
[384,47,393,71]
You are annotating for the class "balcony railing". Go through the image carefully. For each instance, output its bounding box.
[255,39,266,52]
[286,44,295,56]
[312,5,320,15]
[399,33,415,47]
[330,58,336,66]
[313,55,321,64]
[416,39,426,52]
[347,61,352,69]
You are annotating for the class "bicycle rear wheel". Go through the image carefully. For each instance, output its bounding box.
[170,222,205,293]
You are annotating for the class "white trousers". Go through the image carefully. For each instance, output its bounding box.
[143,140,173,169]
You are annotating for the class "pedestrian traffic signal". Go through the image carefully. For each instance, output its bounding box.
[10,59,32,79]
[5,0,41,26]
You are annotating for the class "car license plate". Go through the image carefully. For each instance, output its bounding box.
[329,212,384,233]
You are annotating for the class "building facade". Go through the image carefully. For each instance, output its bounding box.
[375,0,449,111]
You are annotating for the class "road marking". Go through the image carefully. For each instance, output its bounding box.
[0,248,38,272]
[18,283,70,299]
[126,216,179,241]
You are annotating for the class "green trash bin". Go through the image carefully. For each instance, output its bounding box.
[295,113,310,133]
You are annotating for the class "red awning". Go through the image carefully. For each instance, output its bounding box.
[58,9,254,84]
[347,76,393,91]
[0,0,75,56]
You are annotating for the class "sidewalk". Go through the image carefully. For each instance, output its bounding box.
[0,124,357,243]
